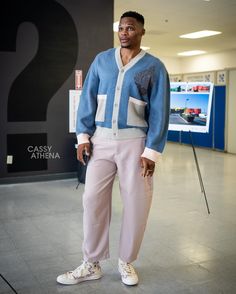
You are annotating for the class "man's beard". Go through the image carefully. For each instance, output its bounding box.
[121,44,131,48]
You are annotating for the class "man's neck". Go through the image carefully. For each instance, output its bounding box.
[120,47,141,66]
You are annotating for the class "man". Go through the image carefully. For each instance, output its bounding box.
[57,11,170,286]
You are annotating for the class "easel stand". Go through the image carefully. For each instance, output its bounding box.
[188,131,210,214]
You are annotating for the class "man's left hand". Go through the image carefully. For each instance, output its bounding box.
[140,157,155,177]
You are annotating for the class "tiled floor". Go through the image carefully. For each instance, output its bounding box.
[0,142,236,294]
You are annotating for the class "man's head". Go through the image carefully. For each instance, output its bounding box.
[120,11,145,26]
[118,11,145,50]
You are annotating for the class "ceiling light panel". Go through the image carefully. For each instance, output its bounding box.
[141,46,150,51]
[180,30,222,39]
[113,21,119,32]
[177,50,206,56]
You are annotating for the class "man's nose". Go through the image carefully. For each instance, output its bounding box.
[120,29,128,35]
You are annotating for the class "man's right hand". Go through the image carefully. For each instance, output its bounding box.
[77,143,91,165]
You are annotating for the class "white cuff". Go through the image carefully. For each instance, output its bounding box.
[141,147,161,163]
[77,133,90,145]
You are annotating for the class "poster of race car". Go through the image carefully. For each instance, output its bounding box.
[168,82,214,133]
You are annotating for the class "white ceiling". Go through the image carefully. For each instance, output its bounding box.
[114,0,236,58]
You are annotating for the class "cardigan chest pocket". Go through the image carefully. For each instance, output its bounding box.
[127,97,148,127]
[95,94,107,122]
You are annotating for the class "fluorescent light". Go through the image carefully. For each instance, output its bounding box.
[113,21,119,32]
[141,46,150,51]
[180,30,222,39]
[178,50,206,56]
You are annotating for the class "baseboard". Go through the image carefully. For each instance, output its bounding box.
[0,172,77,185]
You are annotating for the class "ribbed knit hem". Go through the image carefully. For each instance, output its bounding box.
[141,147,161,163]
[77,133,90,145]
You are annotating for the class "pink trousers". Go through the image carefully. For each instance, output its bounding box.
[82,137,153,263]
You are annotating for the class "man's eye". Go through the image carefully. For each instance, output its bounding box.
[118,26,134,32]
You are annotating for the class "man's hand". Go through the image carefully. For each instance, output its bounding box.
[140,157,155,177]
[77,143,91,165]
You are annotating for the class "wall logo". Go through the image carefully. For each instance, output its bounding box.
[27,146,60,159]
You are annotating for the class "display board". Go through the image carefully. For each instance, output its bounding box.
[69,90,81,133]
[169,82,214,133]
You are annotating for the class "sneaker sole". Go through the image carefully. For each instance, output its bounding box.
[57,274,102,285]
[118,268,138,286]
[121,278,138,286]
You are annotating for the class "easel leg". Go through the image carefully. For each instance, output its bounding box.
[189,131,210,214]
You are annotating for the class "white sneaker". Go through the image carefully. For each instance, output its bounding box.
[57,261,102,285]
[118,259,139,286]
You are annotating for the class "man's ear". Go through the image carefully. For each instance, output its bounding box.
[142,28,146,36]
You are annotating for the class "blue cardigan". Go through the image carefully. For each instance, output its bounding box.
[76,47,170,161]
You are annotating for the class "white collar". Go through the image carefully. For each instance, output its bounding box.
[115,47,146,71]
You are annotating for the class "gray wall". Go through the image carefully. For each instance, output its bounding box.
[0,0,114,181]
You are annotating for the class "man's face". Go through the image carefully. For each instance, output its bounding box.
[118,17,145,49]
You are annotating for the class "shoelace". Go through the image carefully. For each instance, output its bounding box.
[120,262,135,275]
[72,261,90,276]
[72,261,98,277]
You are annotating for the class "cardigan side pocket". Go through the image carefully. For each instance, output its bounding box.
[127,97,148,127]
[95,94,107,122]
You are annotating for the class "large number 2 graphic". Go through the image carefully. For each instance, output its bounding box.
[1,0,78,122]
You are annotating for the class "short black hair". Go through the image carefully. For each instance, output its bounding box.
[120,11,144,26]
